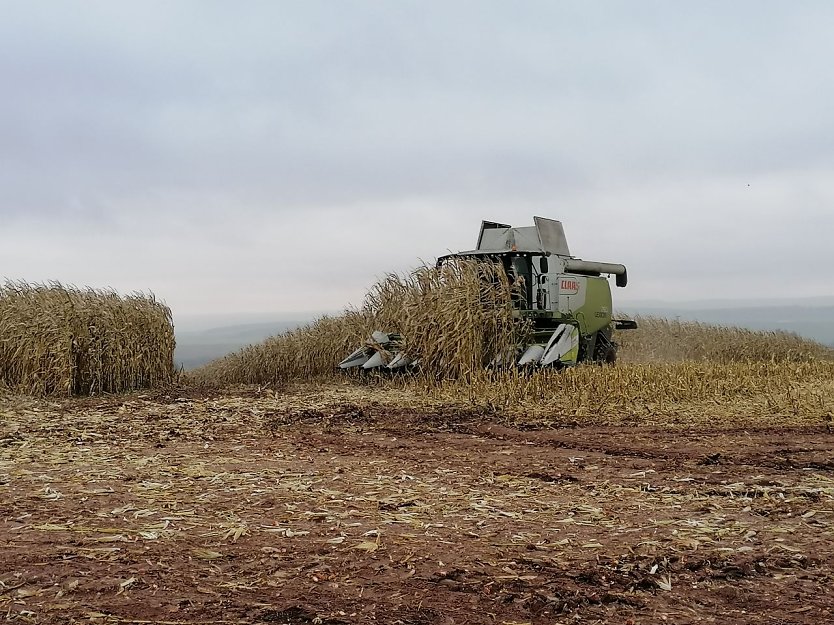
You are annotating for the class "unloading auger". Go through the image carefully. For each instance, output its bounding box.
[339,217,637,372]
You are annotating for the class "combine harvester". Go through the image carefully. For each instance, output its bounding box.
[339,217,636,371]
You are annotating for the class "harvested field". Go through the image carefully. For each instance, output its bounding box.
[2,383,834,624]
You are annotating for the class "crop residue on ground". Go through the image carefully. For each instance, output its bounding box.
[1,385,833,624]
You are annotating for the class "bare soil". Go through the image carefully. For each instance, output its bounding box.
[1,387,833,624]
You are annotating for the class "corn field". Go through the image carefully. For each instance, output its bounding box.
[0,281,176,396]
[195,261,834,411]
[196,260,525,386]
[424,360,834,421]
[616,315,832,363]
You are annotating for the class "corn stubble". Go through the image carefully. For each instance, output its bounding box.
[195,260,834,418]
[0,281,175,396]
[434,360,834,422]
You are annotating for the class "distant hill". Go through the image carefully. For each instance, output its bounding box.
[622,305,834,347]
[175,320,308,370]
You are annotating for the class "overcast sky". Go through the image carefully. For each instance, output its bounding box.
[2,1,833,327]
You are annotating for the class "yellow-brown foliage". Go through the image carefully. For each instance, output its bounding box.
[195,263,834,419]
[616,316,833,363]
[196,260,524,386]
[0,281,176,396]
[427,361,834,420]
[195,312,370,387]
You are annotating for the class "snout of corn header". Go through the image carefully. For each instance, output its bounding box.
[338,331,415,371]
[339,324,579,372]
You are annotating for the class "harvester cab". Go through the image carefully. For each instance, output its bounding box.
[339,217,636,371]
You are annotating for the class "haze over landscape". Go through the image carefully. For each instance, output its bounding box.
[1,2,832,367]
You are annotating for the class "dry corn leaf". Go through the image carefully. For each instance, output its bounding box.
[117,577,137,594]
[353,541,379,552]
[222,526,248,542]
[192,548,224,560]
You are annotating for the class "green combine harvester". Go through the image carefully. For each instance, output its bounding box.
[339,217,636,371]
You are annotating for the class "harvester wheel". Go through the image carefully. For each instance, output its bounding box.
[593,335,617,365]
[600,345,617,364]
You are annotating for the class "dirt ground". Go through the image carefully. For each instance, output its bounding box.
[1,385,833,624]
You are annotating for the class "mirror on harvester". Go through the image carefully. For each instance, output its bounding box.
[540,257,548,273]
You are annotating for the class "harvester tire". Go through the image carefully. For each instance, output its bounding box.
[601,346,617,364]
[593,336,617,365]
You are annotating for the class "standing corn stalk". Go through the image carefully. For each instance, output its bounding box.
[195,259,527,386]
[0,281,176,396]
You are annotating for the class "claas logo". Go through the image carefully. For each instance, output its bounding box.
[560,279,580,294]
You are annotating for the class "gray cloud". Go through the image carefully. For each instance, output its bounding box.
[1,1,833,321]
